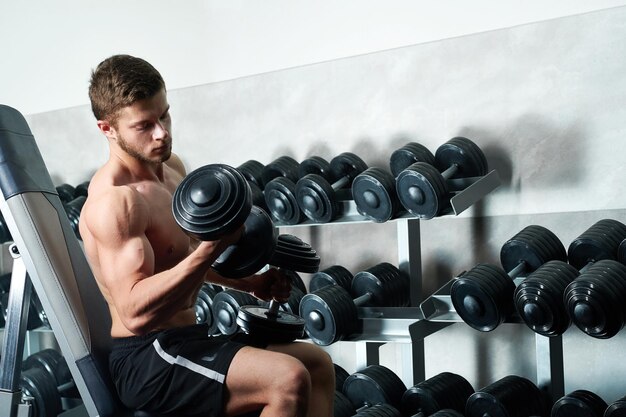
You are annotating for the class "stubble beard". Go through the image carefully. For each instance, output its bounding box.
[118,134,172,165]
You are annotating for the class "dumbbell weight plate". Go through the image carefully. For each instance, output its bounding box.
[212,290,259,335]
[567,219,626,269]
[564,260,626,338]
[434,137,488,179]
[619,239,626,264]
[352,167,400,223]
[300,285,359,345]
[270,234,321,273]
[309,265,354,293]
[236,305,305,343]
[261,156,300,186]
[334,390,356,417]
[237,160,265,188]
[465,375,545,417]
[355,403,404,417]
[514,260,578,336]
[195,283,221,334]
[450,264,515,332]
[264,177,303,225]
[343,364,407,410]
[551,390,608,417]
[401,372,474,416]
[284,270,307,295]
[329,152,368,183]
[173,164,252,241]
[299,156,333,180]
[20,367,61,417]
[395,162,448,220]
[389,142,435,178]
[500,225,567,273]
[212,206,278,278]
[55,184,76,204]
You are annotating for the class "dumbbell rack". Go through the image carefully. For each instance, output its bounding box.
[277,169,519,388]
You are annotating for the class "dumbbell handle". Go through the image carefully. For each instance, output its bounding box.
[440,164,460,180]
[265,299,281,318]
[507,261,528,280]
[330,175,351,191]
[352,292,373,307]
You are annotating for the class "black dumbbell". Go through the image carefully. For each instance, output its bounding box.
[195,283,222,335]
[20,349,76,417]
[237,159,268,211]
[606,394,626,417]
[563,219,626,339]
[63,195,86,240]
[173,163,278,278]
[353,403,404,416]
[296,152,368,223]
[343,365,407,413]
[0,212,13,244]
[352,142,435,222]
[465,375,546,417]
[265,156,334,225]
[429,410,465,417]
[74,181,90,198]
[235,234,320,343]
[396,137,488,220]
[300,262,409,345]
[55,183,76,204]
[619,238,626,264]
[308,265,354,293]
[0,286,47,330]
[401,372,474,416]
[451,225,567,332]
[513,260,579,337]
[212,289,261,335]
[334,390,356,417]
[551,390,607,417]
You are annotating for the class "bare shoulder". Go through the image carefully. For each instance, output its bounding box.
[165,152,187,177]
[80,183,148,245]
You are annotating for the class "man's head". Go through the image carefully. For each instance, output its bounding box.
[89,54,166,127]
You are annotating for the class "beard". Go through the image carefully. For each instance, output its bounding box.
[117,134,172,164]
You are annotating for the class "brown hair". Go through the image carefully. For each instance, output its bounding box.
[88,54,165,125]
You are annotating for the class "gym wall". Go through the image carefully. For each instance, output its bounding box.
[22,6,626,401]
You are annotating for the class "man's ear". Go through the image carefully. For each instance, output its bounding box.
[96,120,116,139]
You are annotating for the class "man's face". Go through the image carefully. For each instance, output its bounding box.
[104,89,172,164]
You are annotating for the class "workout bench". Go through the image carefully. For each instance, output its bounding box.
[0,104,205,417]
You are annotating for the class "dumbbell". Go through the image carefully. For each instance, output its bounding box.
[451,225,567,332]
[465,375,547,417]
[20,349,77,417]
[63,195,86,240]
[235,234,320,343]
[212,289,261,335]
[401,372,474,416]
[352,142,435,222]
[300,262,410,345]
[237,159,268,211]
[619,239,626,264]
[172,163,278,278]
[342,364,407,414]
[195,283,222,335]
[309,265,354,293]
[429,411,465,417]
[513,260,579,337]
[551,390,607,417]
[74,181,90,198]
[563,219,626,338]
[55,183,76,204]
[352,403,404,416]
[0,211,12,244]
[0,281,48,330]
[606,394,626,417]
[396,137,488,220]
[265,156,334,225]
[332,363,356,416]
[295,152,368,223]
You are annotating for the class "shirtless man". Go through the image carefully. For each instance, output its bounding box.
[79,54,334,417]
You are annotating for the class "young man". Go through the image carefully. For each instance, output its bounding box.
[79,54,334,417]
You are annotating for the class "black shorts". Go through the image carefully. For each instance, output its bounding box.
[109,324,265,416]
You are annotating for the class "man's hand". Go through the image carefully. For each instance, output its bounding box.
[248,268,292,302]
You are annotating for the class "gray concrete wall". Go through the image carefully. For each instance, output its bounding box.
[22,6,626,406]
